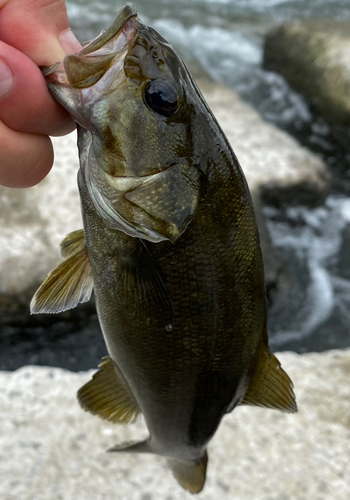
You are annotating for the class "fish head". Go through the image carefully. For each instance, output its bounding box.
[43,3,204,243]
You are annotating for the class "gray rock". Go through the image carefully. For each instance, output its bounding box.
[0,85,329,319]
[0,133,82,322]
[0,349,349,499]
[264,19,350,127]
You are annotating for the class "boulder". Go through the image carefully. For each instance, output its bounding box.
[201,82,329,206]
[264,19,350,127]
[0,85,329,321]
[0,349,349,499]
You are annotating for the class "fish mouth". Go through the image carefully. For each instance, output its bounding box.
[42,3,139,88]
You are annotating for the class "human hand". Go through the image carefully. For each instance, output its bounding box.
[0,0,81,188]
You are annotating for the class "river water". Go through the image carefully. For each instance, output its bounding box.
[67,0,350,132]
[68,0,350,354]
[68,0,350,353]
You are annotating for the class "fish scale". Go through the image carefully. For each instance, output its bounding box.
[31,3,297,494]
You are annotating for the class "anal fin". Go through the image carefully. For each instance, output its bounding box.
[241,347,297,413]
[167,452,208,494]
[77,356,141,424]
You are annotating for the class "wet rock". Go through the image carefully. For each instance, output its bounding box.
[201,83,329,206]
[264,19,350,128]
[0,85,329,323]
[0,349,349,499]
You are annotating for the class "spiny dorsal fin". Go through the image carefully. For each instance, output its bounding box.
[77,356,141,424]
[30,246,93,314]
[60,229,86,258]
[167,452,208,494]
[241,347,297,413]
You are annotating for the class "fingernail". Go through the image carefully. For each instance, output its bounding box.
[0,59,13,97]
[59,29,82,55]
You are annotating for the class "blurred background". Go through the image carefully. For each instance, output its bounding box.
[1,0,350,370]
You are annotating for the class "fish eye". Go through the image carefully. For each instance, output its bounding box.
[144,79,179,117]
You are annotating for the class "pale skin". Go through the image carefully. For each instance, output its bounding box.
[0,0,81,188]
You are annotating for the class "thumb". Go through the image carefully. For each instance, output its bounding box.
[0,0,81,66]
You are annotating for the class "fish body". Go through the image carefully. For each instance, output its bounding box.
[33,3,296,493]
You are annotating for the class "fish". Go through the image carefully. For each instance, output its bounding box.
[32,3,297,494]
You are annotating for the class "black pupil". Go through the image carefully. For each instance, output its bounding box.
[144,80,178,117]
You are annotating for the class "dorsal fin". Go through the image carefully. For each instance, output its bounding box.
[77,356,141,424]
[60,229,86,258]
[30,231,93,314]
[241,346,297,413]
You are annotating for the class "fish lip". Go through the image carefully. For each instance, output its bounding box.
[80,2,138,56]
[41,2,139,80]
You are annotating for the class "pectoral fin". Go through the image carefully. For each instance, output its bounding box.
[77,356,141,424]
[60,229,86,258]
[119,240,173,325]
[240,347,297,413]
[30,244,93,314]
[168,452,208,494]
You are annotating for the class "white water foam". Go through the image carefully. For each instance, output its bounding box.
[267,196,350,347]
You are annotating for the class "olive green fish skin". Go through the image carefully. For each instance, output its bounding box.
[41,2,283,480]
[77,90,265,460]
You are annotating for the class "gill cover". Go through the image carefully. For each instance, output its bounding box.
[81,148,200,243]
[43,2,202,244]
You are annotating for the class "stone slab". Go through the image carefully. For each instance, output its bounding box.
[0,349,349,499]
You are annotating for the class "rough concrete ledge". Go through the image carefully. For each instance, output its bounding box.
[0,349,349,500]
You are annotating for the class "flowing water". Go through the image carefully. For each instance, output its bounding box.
[69,0,350,354]
[68,0,350,131]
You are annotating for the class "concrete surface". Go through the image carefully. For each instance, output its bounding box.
[0,349,349,499]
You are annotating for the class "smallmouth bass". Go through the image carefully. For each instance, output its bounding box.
[32,3,297,494]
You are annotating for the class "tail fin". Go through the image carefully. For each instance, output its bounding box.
[167,451,208,494]
[108,439,208,494]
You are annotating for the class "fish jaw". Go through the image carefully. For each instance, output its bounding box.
[41,3,140,127]
[43,2,202,244]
